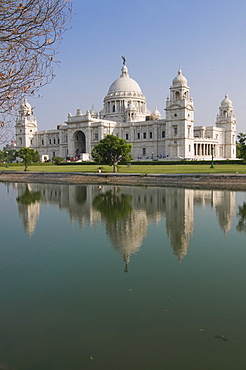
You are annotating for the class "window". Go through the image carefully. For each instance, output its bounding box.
[19,138,22,145]
[30,139,32,145]
[189,145,191,152]
[143,132,146,139]
[174,127,178,135]
[126,133,129,140]
[53,152,55,157]
[94,133,98,140]
[137,133,140,140]
[42,139,44,145]
[143,148,146,155]
[30,130,32,132]
[49,139,51,144]
[162,131,165,138]
[58,139,60,144]
[20,129,22,132]
[174,113,177,117]
[54,139,56,144]
[112,105,115,112]
[175,91,180,101]
[149,132,152,139]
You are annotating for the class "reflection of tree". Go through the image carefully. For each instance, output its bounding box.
[16,188,41,206]
[236,202,246,232]
[92,189,132,222]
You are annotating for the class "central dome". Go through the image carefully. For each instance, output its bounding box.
[108,65,142,94]
[102,62,147,123]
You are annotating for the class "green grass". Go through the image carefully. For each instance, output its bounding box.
[1,162,246,174]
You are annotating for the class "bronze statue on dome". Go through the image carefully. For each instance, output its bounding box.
[121,56,126,65]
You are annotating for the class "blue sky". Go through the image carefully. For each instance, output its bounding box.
[27,0,246,133]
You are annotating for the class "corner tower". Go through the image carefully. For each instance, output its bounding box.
[165,70,194,159]
[15,99,37,150]
[216,95,236,159]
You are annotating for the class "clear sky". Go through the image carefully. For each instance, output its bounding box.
[27,0,246,133]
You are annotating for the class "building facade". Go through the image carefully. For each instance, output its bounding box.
[15,62,237,161]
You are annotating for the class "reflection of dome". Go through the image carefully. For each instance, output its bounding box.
[221,94,232,107]
[108,65,142,94]
[105,209,148,268]
[172,70,187,86]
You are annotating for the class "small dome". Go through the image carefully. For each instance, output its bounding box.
[152,107,161,118]
[90,105,98,117]
[221,94,232,107]
[172,70,187,86]
[108,65,142,94]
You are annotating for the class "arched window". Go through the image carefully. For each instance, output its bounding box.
[175,91,180,101]
[112,105,115,112]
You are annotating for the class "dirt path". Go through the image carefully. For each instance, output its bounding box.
[1,171,246,190]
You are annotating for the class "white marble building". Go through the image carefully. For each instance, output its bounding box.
[15,61,237,161]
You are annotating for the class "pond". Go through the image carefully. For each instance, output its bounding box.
[0,182,245,370]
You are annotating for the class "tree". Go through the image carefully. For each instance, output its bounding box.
[16,147,40,171]
[236,202,246,233]
[236,133,246,160]
[0,147,16,163]
[0,0,72,144]
[91,135,132,173]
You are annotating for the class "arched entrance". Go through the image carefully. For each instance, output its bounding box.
[73,130,86,157]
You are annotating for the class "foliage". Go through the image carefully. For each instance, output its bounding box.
[92,135,132,172]
[16,147,40,170]
[0,147,16,162]
[92,190,132,222]
[53,156,63,165]
[236,202,246,232]
[16,188,41,205]
[236,133,246,160]
[0,0,72,144]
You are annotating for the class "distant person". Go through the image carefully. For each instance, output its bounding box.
[98,167,102,173]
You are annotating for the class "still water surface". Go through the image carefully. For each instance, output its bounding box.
[0,182,246,370]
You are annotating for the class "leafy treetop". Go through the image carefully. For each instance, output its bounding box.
[92,135,132,172]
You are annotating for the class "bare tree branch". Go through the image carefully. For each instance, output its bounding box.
[0,0,72,144]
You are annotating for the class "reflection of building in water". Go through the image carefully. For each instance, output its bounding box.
[214,191,235,235]
[193,190,235,234]
[165,188,194,261]
[105,209,148,272]
[15,183,236,263]
[16,183,40,237]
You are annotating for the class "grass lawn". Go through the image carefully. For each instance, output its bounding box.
[1,162,246,174]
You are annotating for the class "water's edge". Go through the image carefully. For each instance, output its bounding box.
[1,171,246,190]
